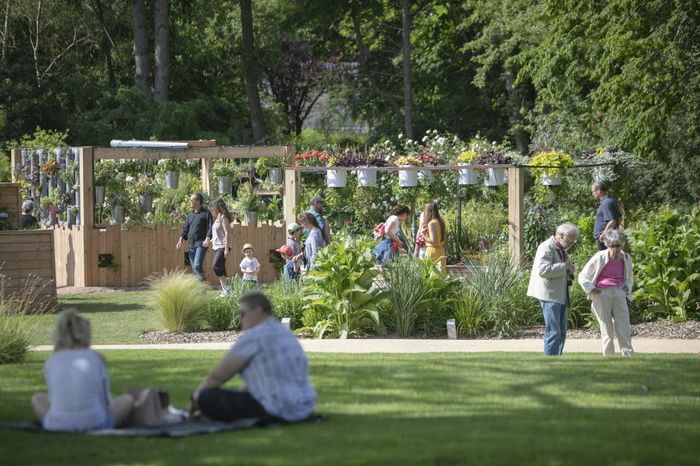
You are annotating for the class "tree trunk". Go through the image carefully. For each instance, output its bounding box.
[154,0,169,102]
[92,0,115,91]
[1,0,10,60]
[240,0,264,142]
[131,0,149,91]
[504,67,527,153]
[401,0,414,140]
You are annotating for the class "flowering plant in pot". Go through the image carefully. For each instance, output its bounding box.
[529,151,574,185]
[325,150,359,188]
[355,151,387,187]
[456,150,480,185]
[235,182,261,224]
[415,151,440,183]
[293,150,329,167]
[157,159,187,189]
[130,175,160,212]
[475,150,512,186]
[255,157,286,184]
[394,155,421,187]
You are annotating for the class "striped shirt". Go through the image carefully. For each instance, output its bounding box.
[230,317,316,421]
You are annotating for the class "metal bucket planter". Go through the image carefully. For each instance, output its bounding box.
[541,173,562,186]
[165,171,180,190]
[111,205,125,223]
[484,167,506,186]
[139,194,153,212]
[269,168,283,185]
[327,169,347,188]
[398,166,418,187]
[67,209,77,227]
[458,164,478,185]
[418,165,434,183]
[357,167,377,187]
[94,186,106,205]
[47,211,59,226]
[218,176,232,195]
[244,211,258,225]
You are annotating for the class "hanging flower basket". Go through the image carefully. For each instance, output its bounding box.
[111,205,125,223]
[484,167,507,186]
[218,175,232,195]
[540,173,562,186]
[474,151,512,187]
[529,151,573,186]
[326,169,347,188]
[457,164,478,185]
[357,167,377,187]
[94,186,106,205]
[418,165,434,183]
[395,156,421,187]
[269,167,283,185]
[139,194,153,213]
[165,171,180,190]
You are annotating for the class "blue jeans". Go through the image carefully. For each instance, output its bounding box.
[540,300,567,355]
[189,245,207,281]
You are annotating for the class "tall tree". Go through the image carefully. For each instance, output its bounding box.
[240,0,264,141]
[401,0,414,140]
[154,0,169,101]
[91,0,116,91]
[1,0,10,60]
[131,0,149,91]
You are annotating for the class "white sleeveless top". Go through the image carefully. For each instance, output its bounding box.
[43,349,112,431]
[212,217,227,250]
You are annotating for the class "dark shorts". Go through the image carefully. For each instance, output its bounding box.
[197,388,278,423]
[212,248,227,277]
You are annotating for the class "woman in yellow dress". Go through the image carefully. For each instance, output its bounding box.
[420,201,447,272]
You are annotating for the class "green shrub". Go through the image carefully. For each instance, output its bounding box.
[205,297,237,331]
[147,270,210,332]
[414,259,461,336]
[454,289,488,337]
[266,279,305,329]
[301,236,384,338]
[0,314,31,364]
[382,257,428,337]
[627,207,700,321]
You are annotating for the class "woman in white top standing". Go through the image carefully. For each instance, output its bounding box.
[373,205,411,266]
[210,198,232,296]
[31,309,135,431]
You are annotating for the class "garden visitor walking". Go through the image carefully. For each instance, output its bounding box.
[21,200,38,229]
[372,205,411,266]
[211,198,232,296]
[591,181,622,250]
[578,229,635,356]
[176,193,213,281]
[239,244,260,283]
[191,291,316,423]
[286,222,303,255]
[527,223,579,356]
[308,195,332,244]
[276,244,303,281]
[420,201,447,272]
[297,212,326,270]
[31,309,135,431]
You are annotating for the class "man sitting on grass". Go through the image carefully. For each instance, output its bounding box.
[191,291,316,423]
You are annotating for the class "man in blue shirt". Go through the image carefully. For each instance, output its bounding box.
[591,181,621,250]
[307,195,331,244]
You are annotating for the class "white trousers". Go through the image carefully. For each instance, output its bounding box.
[590,286,634,356]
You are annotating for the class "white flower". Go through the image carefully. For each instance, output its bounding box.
[422,136,428,142]
[125,176,135,182]
[157,159,167,165]
[437,137,445,145]
[384,140,390,145]
[406,139,413,144]
[398,133,403,139]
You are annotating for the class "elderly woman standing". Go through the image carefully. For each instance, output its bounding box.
[578,229,634,356]
[527,223,579,356]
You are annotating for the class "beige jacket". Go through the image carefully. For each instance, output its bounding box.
[578,250,634,301]
[527,237,570,305]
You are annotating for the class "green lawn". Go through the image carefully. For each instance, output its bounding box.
[1,352,698,465]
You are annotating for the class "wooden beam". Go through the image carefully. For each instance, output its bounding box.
[93,145,292,160]
[508,166,525,266]
[10,149,18,182]
[201,158,212,196]
[78,147,95,287]
[184,140,216,147]
[283,165,299,226]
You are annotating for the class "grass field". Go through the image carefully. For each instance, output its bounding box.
[1,351,699,465]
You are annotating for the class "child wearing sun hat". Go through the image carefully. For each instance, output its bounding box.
[239,243,260,283]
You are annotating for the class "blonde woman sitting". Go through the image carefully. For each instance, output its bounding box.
[31,309,135,431]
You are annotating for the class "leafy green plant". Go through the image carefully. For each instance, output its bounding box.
[147,270,210,332]
[266,279,305,329]
[211,160,238,177]
[456,150,479,164]
[414,259,461,336]
[12,127,69,150]
[205,296,237,331]
[235,182,261,212]
[529,151,574,178]
[454,289,488,337]
[301,236,384,338]
[394,155,421,166]
[255,157,285,176]
[627,207,700,321]
[156,158,188,173]
[382,256,428,337]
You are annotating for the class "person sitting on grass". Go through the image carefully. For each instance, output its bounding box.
[239,243,260,283]
[191,291,316,423]
[31,309,135,431]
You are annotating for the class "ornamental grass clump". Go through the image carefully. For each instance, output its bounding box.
[147,270,210,332]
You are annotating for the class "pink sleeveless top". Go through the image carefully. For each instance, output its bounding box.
[596,258,624,288]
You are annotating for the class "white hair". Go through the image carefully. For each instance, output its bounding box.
[555,222,579,238]
[601,229,626,247]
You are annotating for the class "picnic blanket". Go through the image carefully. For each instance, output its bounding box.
[0,415,325,438]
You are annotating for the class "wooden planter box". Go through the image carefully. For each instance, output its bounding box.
[0,183,22,230]
[0,229,58,312]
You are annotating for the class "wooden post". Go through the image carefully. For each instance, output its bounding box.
[508,166,525,266]
[78,146,95,287]
[10,149,18,182]
[201,158,212,196]
[282,147,299,226]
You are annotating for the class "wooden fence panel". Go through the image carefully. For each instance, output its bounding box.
[0,230,58,311]
[0,183,22,229]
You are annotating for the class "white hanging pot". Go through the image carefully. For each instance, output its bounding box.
[458,164,478,185]
[357,167,377,187]
[484,167,506,186]
[327,169,347,188]
[398,166,418,187]
[218,175,232,195]
[541,173,562,186]
[418,165,434,183]
[268,167,283,185]
[165,171,180,189]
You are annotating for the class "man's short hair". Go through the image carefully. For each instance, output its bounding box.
[239,291,272,314]
[555,222,579,239]
[309,195,323,206]
[192,193,205,204]
[591,181,608,193]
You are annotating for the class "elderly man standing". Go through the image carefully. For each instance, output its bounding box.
[527,223,580,356]
[591,181,621,250]
[307,195,331,244]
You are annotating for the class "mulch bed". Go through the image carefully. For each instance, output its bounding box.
[140,320,700,344]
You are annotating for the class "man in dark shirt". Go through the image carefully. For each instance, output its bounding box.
[176,193,213,281]
[591,181,621,250]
